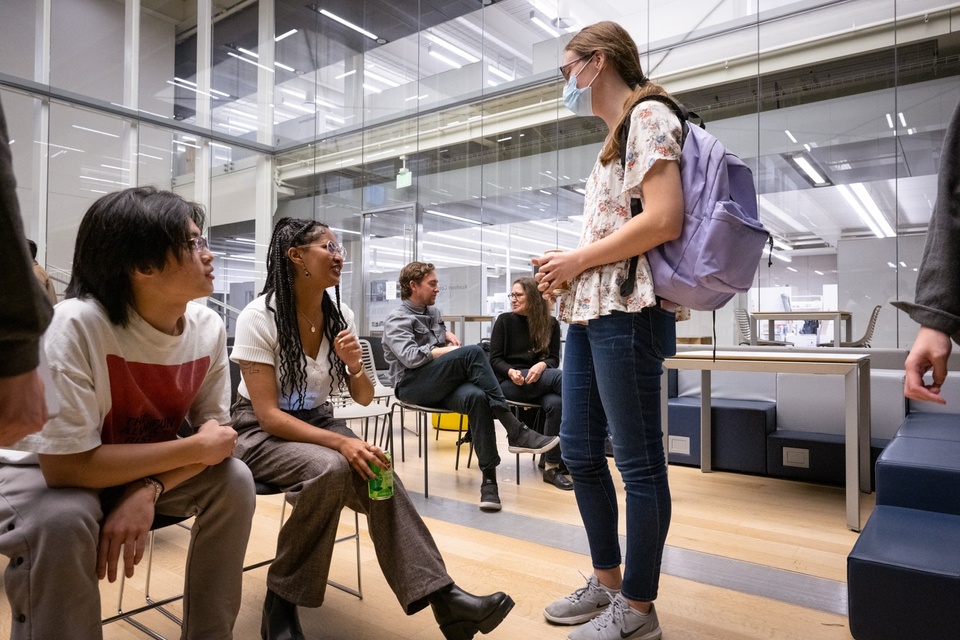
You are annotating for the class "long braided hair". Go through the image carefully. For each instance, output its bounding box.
[262,217,347,408]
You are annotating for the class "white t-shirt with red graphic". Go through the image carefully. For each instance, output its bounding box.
[4,297,230,462]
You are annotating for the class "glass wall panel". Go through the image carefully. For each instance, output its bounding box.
[0,0,38,81]
[139,5,180,119]
[46,102,129,276]
[0,89,41,248]
[50,0,124,105]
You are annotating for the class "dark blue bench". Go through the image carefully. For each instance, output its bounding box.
[666,397,776,474]
[848,505,960,639]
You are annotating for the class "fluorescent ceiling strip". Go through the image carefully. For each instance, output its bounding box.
[319,9,379,41]
[275,29,297,42]
[168,80,220,99]
[429,49,462,69]
[850,183,896,237]
[336,69,357,79]
[363,69,400,87]
[792,156,825,184]
[529,220,581,238]
[72,125,119,138]
[455,16,532,65]
[488,65,514,82]
[227,51,274,73]
[836,184,883,238]
[275,61,295,72]
[238,47,258,58]
[363,84,382,94]
[784,130,797,143]
[531,16,559,37]
[424,209,480,225]
[424,32,479,63]
[279,87,306,100]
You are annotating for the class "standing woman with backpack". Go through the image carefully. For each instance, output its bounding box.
[534,21,684,640]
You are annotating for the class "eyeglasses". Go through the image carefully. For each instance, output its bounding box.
[559,53,593,82]
[508,292,525,299]
[301,240,347,259]
[185,236,209,252]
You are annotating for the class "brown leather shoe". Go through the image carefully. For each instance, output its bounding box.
[543,467,574,491]
[429,584,515,640]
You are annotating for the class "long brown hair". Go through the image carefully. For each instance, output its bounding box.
[514,277,552,356]
[566,21,673,166]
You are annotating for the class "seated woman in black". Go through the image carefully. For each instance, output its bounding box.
[489,277,571,490]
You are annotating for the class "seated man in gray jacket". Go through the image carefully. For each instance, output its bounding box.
[382,261,559,512]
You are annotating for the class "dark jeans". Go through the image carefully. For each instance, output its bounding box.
[396,344,511,472]
[560,308,675,603]
[499,367,562,465]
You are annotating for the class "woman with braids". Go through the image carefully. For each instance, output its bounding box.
[229,218,514,640]
[534,21,683,640]
[488,277,570,490]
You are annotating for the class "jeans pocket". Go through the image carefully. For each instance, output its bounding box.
[645,306,677,360]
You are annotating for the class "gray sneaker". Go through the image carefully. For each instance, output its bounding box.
[544,575,618,625]
[567,595,661,640]
[507,426,560,454]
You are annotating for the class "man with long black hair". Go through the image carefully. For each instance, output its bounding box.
[0,186,255,639]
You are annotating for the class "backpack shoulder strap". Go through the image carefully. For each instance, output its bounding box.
[617,94,690,297]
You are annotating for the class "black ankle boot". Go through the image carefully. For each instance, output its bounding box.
[429,584,515,640]
[261,589,305,640]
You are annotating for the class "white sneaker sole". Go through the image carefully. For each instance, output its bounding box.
[508,435,560,455]
[543,603,609,625]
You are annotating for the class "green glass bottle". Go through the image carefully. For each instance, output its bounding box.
[368,451,394,500]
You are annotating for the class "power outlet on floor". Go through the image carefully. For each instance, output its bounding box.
[669,435,690,455]
[783,447,810,468]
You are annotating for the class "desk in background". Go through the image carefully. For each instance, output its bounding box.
[751,310,852,348]
[663,349,871,531]
[442,315,493,342]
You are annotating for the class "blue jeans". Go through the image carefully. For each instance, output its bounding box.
[499,368,563,465]
[396,345,510,472]
[560,308,675,603]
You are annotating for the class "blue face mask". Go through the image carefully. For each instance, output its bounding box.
[562,63,599,117]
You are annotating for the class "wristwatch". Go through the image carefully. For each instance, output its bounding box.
[142,476,164,504]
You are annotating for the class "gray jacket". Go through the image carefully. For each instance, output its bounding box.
[381,300,449,386]
[892,98,960,344]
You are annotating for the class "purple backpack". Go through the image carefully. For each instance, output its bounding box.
[619,95,770,311]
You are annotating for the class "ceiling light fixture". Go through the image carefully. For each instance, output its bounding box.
[275,29,297,41]
[424,32,479,63]
[336,69,357,79]
[363,69,400,87]
[784,130,797,143]
[530,11,559,37]
[238,47,259,58]
[898,112,907,127]
[227,51,274,73]
[885,113,894,128]
[837,184,884,238]
[488,65,515,82]
[428,46,462,69]
[275,61,295,72]
[312,7,385,43]
[850,182,896,237]
[424,209,481,225]
[792,155,826,185]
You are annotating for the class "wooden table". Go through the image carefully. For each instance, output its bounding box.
[663,350,871,531]
[751,310,853,347]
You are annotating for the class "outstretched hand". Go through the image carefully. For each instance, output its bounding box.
[904,326,953,404]
[97,482,155,582]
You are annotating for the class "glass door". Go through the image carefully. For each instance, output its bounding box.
[361,203,420,335]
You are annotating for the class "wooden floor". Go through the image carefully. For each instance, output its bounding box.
[1,420,872,639]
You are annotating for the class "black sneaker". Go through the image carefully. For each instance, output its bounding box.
[479,480,501,512]
[507,426,560,454]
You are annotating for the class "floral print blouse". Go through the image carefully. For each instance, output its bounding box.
[558,100,683,324]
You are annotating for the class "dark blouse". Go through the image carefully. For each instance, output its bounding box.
[488,312,561,382]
